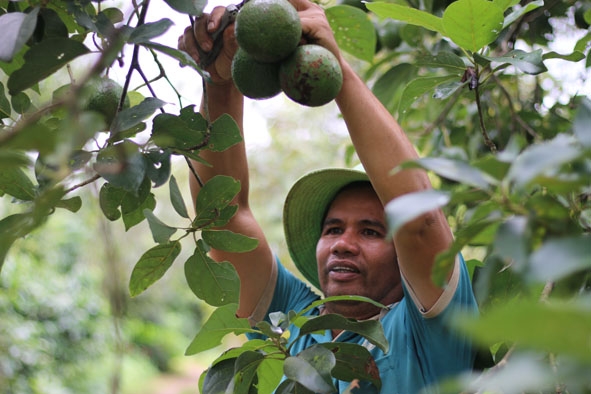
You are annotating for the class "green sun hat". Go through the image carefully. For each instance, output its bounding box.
[282,165,369,290]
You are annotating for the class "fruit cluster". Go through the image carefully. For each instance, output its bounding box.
[231,0,343,107]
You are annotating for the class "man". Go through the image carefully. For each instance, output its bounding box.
[178,0,478,392]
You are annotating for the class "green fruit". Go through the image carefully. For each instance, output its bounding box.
[378,20,402,50]
[279,44,343,107]
[232,47,282,100]
[235,0,302,63]
[84,77,129,127]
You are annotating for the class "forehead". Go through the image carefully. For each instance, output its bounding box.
[326,183,384,216]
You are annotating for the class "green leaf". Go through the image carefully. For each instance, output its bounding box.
[209,113,243,152]
[10,91,31,114]
[433,218,501,286]
[255,320,284,339]
[145,149,171,187]
[574,97,591,147]
[319,342,381,390]
[275,380,314,394]
[0,166,36,201]
[371,63,415,113]
[432,80,464,99]
[481,49,547,75]
[256,357,284,394]
[0,213,39,272]
[442,0,504,52]
[111,97,167,134]
[492,216,528,271]
[543,50,585,63]
[99,177,152,221]
[455,299,591,363]
[398,74,459,116]
[194,175,240,227]
[7,37,89,94]
[169,175,189,218]
[129,240,182,297]
[162,0,206,16]
[366,2,445,35]
[300,295,389,318]
[385,189,451,237]
[101,7,124,24]
[94,141,147,194]
[128,19,173,43]
[143,209,177,244]
[0,83,11,119]
[234,351,264,394]
[298,314,389,354]
[202,229,258,253]
[399,157,497,190]
[184,240,240,306]
[2,122,58,155]
[143,42,205,75]
[0,7,39,62]
[506,135,582,189]
[575,32,591,53]
[492,0,518,12]
[185,303,253,355]
[416,51,467,71]
[502,0,543,28]
[201,357,236,394]
[284,346,335,394]
[151,112,207,151]
[326,5,376,62]
[528,236,591,283]
[122,192,156,231]
[55,196,82,213]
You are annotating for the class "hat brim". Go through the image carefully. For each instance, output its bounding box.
[283,167,369,290]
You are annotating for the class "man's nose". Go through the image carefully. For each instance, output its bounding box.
[330,231,360,255]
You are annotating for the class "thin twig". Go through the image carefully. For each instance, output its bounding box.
[65,174,101,194]
[474,84,498,153]
[185,156,204,188]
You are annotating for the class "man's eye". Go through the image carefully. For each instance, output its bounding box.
[363,229,381,237]
[324,227,342,235]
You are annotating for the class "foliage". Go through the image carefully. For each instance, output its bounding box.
[0,0,590,393]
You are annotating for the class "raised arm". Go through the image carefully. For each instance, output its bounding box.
[292,0,454,309]
[178,10,274,319]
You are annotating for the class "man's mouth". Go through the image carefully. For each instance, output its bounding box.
[327,262,361,281]
[331,266,358,273]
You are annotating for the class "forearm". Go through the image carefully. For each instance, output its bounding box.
[190,82,249,207]
[337,61,454,302]
[335,62,432,205]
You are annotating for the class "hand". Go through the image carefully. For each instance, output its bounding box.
[177,6,238,84]
[289,0,342,63]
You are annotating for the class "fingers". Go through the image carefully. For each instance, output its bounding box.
[289,0,341,59]
[179,25,201,63]
[288,0,315,12]
[193,14,213,51]
[209,6,229,32]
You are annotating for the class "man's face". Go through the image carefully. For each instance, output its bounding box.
[316,183,402,313]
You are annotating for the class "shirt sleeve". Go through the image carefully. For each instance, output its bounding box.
[247,257,320,327]
[398,254,479,387]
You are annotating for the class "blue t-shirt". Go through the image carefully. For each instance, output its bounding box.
[249,256,478,394]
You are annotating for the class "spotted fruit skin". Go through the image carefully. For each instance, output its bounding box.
[279,44,343,107]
